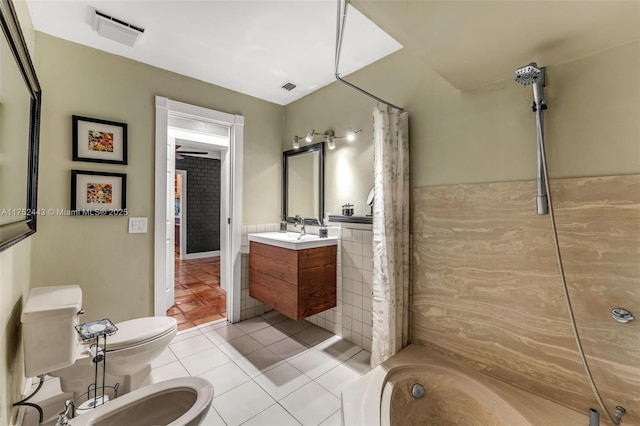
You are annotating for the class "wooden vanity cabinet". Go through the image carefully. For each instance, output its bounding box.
[249,241,337,320]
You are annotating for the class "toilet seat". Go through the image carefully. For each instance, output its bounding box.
[104,317,177,352]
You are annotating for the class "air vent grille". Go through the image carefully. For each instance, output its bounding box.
[281,82,297,91]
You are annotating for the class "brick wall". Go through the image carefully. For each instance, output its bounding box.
[176,156,221,254]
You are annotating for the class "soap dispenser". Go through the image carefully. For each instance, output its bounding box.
[319,218,328,238]
[279,216,287,233]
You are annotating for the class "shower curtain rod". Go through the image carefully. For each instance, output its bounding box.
[334,0,404,112]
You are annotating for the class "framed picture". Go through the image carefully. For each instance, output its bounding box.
[71,170,127,216]
[72,115,127,164]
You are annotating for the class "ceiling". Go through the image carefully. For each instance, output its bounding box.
[25,0,402,105]
[25,1,640,103]
[352,0,640,90]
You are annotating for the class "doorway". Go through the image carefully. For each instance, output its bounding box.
[154,96,243,324]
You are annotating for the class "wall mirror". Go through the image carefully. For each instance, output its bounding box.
[283,142,324,224]
[0,0,42,252]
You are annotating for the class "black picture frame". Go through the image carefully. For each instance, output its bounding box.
[71,170,127,216]
[72,115,128,165]
[282,142,325,225]
[0,0,42,252]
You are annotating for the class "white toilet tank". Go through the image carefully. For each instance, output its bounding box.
[21,285,83,377]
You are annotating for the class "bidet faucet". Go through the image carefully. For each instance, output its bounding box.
[56,400,75,426]
[294,215,306,239]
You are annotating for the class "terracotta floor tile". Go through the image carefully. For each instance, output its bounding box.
[167,305,182,315]
[175,293,202,304]
[172,313,188,324]
[193,314,225,325]
[177,321,196,331]
[168,255,224,330]
[184,309,222,322]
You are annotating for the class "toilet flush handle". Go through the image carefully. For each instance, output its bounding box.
[77,309,85,316]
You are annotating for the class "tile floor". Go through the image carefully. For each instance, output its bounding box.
[151,311,371,425]
[169,255,226,330]
[24,312,370,426]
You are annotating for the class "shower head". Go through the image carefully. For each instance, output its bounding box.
[514,63,543,86]
[515,62,546,106]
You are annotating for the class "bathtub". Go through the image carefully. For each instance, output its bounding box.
[342,345,587,426]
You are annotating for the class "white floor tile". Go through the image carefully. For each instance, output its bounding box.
[242,403,301,426]
[318,410,341,426]
[273,318,313,336]
[294,326,335,347]
[198,319,230,333]
[150,347,177,369]
[267,337,310,361]
[253,362,310,401]
[250,326,289,346]
[233,347,285,378]
[203,323,247,345]
[170,334,216,359]
[181,346,232,376]
[315,364,363,397]
[235,317,273,334]
[218,335,264,359]
[149,360,189,384]
[171,328,202,344]
[344,350,371,375]
[280,382,340,426]
[198,361,251,396]
[288,350,341,380]
[260,310,290,325]
[201,404,227,426]
[314,336,361,363]
[213,381,275,425]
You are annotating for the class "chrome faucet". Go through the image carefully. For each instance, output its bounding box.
[294,215,306,239]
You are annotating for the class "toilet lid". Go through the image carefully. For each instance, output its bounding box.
[105,317,177,351]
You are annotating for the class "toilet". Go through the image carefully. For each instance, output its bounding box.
[65,377,213,426]
[21,285,178,400]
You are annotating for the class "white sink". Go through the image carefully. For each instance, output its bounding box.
[248,232,338,250]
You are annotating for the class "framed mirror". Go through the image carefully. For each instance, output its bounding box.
[0,0,42,251]
[283,142,324,224]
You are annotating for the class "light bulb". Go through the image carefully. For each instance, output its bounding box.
[346,129,356,142]
[305,130,314,143]
[326,136,335,150]
[293,136,300,149]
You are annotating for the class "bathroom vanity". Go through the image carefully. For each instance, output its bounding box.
[248,232,337,320]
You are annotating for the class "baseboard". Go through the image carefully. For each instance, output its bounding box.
[181,250,220,260]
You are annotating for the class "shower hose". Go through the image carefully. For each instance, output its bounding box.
[536,108,619,425]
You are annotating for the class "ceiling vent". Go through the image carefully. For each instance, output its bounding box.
[91,9,145,47]
[281,82,297,92]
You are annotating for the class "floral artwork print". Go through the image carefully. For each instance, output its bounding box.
[88,130,114,152]
[86,183,113,204]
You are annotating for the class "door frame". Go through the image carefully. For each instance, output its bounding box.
[154,96,243,323]
[175,169,187,259]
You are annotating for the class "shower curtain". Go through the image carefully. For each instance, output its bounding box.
[371,107,410,367]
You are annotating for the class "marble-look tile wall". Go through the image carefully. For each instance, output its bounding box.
[412,175,639,424]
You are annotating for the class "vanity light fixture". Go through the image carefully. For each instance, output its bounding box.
[346,128,362,142]
[324,130,336,150]
[292,128,362,150]
[305,130,316,143]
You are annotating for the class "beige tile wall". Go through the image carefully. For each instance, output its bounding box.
[412,175,640,424]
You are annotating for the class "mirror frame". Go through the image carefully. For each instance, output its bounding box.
[0,0,42,252]
[282,142,324,225]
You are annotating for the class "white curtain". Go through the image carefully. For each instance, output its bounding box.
[371,107,410,367]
